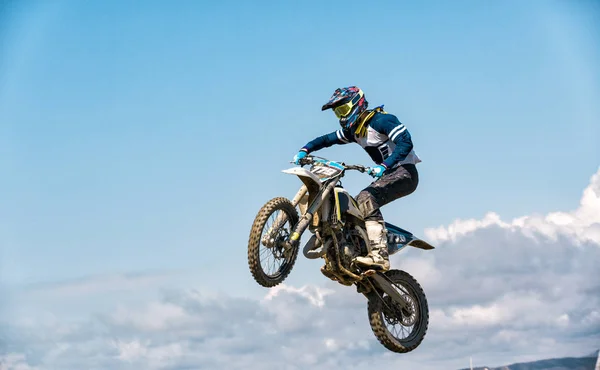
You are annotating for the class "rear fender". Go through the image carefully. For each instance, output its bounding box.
[385,222,435,255]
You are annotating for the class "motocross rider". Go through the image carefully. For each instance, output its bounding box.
[293,86,421,272]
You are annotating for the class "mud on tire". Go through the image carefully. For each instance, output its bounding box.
[247,197,300,288]
[367,270,429,353]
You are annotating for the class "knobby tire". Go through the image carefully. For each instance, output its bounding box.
[247,197,300,288]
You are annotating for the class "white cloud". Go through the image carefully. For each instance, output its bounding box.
[110,301,187,331]
[112,340,185,368]
[424,167,600,245]
[2,168,599,370]
[0,354,40,370]
[262,284,335,307]
[17,271,179,298]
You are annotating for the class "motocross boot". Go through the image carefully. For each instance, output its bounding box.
[353,220,390,271]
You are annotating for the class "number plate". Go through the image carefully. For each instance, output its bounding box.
[310,165,341,178]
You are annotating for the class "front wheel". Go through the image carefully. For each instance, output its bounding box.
[367,270,429,353]
[247,197,300,288]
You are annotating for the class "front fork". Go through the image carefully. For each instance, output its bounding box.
[263,182,335,258]
[290,185,309,215]
[262,185,308,248]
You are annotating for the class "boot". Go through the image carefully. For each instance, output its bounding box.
[353,220,390,271]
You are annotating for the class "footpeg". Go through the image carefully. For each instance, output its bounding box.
[320,266,341,283]
[320,266,352,286]
[362,269,376,276]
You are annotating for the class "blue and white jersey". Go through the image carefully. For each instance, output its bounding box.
[302,111,421,169]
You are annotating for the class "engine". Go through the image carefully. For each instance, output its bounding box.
[338,226,367,267]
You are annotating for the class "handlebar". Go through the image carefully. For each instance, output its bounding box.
[344,164,369,173]
[292,155,374,177]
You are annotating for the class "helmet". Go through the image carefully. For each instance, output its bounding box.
[321,86,369,130]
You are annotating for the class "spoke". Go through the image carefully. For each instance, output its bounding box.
[258,209,293,277]
[381,281,420,341]
[263,251,273,273]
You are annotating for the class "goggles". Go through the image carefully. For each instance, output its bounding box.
[333,101,353,118]
[332,91,363,118]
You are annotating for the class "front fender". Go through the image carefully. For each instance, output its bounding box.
[282,167,322,194]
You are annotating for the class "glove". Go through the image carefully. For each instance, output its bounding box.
[368,165,386,179]
[293,150,307,165]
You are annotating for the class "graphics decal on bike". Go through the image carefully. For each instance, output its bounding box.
[334,187,363,221]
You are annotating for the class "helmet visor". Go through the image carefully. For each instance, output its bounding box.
[333,101,353,118]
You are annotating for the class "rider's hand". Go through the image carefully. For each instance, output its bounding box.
[368,165,386,179]
[293,150,307,165]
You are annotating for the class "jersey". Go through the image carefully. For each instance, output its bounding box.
[301,111,421,169]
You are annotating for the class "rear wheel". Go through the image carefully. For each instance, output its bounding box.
[247,197,300,288]
[367,270,429,353]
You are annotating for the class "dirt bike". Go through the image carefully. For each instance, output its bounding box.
[247,154,435,353]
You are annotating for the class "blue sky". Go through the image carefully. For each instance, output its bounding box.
[1,0,599,288]
[1,0,599,357]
